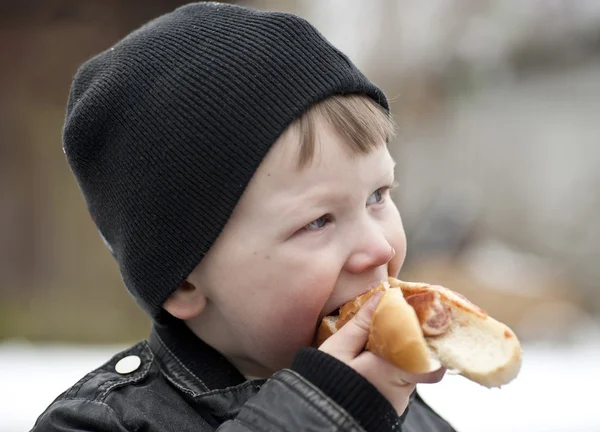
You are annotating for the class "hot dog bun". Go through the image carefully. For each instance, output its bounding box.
[389,278,522,387]
[316,277,522,388]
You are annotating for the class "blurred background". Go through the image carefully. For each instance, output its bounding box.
[1,0,599,430]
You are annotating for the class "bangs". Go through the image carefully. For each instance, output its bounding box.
[291,94,397,168]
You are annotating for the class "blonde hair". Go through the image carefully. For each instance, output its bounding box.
[290,94,396,168]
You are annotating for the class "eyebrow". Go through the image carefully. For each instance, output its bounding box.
[277,158,397,224]
[280,187,348,220]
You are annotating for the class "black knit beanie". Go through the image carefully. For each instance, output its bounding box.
[63,1,389,320]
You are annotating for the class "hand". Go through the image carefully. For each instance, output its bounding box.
[318,291,446,415]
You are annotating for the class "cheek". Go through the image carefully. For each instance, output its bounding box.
[251,268,336,369]
[267,263,337,322]
[228,252,337,330]
[386,208,407,277]
[264,267,336,330]
[268,295,322,332]
[197,228,342,370]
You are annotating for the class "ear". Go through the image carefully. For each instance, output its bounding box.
[163,280,207,320]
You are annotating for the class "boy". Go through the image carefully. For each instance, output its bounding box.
[33,3,456,431]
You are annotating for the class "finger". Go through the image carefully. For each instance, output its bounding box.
[319,291,384,361]
[395,367,447,385]
[352,351,414,388]
[353,351,446,385]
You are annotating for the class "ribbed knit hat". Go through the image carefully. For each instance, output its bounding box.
[63,1,389,320]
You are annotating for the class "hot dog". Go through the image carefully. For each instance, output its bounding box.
[405,291,452,336]
[315,277,522,388]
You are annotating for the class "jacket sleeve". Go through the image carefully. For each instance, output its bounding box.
[403,392,457,432]
[217,348,404,432]
[31,398,131,432]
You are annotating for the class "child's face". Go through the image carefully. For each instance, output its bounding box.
[187,116,406,378]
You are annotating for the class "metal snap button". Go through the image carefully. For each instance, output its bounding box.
[115,355,141,374]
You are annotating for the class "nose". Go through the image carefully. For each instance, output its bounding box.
[344,223,395,274]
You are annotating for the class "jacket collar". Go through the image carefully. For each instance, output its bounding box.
[149,312,254,391]
[148,313,266,423]
[148,313,420,426]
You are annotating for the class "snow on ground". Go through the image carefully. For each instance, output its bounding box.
[1,340,598,432]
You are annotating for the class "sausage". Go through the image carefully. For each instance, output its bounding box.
[405,291,452,336]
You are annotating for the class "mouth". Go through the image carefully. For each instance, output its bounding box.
[319,305,340,324]
[319,278,388,322]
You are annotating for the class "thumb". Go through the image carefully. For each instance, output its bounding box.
[319,290,384,362]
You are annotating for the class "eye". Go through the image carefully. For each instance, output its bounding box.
[367,187,388,205]
[367,182,398,206]
[304,214,332,231]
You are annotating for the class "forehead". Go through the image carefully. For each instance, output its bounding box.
[294,94,394,169]
[242,117,392,203]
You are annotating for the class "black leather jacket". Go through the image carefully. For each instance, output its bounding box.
[32,316,456,431]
